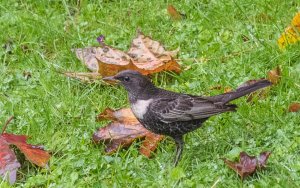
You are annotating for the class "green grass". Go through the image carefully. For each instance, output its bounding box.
[1,0,300,187]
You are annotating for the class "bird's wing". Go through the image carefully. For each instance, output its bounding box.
[149,95,235,123]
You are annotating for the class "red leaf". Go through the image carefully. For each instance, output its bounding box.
[0,116,51,184]
[0,137,20,185]
[222,151,271,179]
[258,151,272,168]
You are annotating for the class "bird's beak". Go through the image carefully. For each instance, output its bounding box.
[102,76,120,84]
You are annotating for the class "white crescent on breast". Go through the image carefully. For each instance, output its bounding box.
[131,99,153,119]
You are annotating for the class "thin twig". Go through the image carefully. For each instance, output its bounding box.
[2,115,14,134]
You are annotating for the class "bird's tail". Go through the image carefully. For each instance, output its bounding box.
[209,79,272,105]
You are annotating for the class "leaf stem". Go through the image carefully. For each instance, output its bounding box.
[2,115,14,134]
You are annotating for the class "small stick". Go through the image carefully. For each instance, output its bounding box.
[2,115,14,134]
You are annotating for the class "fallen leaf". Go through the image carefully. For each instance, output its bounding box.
[2,133,50,167]
[278,12,300,49]
[167,5,184,20]
[69,31,180,81]
[288,102,300,112]
[127,31,180,75]
[267,66,281,84]
[222,151,271,179]
[224,87,232,93]
[140,133,164,157]
[257,151,272,168]
[0,138,20,185]
[0,116,51,184]
[93,108,164,157]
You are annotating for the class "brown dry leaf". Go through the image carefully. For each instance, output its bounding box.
[267,66,281,85]
[127,31,180,75]
[278,12,300,49]
[222,151,271,179]
[70,31,180,81]
[288,102,300,112]
[167,5,183,20]
[93,108,164,157]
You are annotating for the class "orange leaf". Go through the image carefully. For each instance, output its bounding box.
[278,12,300,49]
[93,108,164,157]
[167,5,183,20]
[2,133,50,168]
[288,102,300,112]
[140,133,164,157]
[14,143,50,167]
[267,66,281,85]
[224,87,232,93]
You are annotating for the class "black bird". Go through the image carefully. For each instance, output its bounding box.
[103,70,271,166]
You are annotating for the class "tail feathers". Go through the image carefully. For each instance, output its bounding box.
[210,79,271,105]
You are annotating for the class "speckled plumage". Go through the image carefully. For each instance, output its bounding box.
[104,70,272,166]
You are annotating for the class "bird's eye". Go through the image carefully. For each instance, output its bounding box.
[124,76,130,82]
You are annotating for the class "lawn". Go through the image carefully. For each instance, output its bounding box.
[1,0,300,187]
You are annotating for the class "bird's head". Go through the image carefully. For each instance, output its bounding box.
[103,70,155,99]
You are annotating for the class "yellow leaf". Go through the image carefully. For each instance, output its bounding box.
[278,12,300,49]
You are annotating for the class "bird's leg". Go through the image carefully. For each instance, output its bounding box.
[173,136,184,166]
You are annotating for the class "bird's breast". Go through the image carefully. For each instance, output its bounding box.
[130,99,153,120]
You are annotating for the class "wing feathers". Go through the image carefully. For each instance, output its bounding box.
[149,95,235,123]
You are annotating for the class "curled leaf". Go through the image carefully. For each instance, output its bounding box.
[222,151,271,179]
[93,108,164,157]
